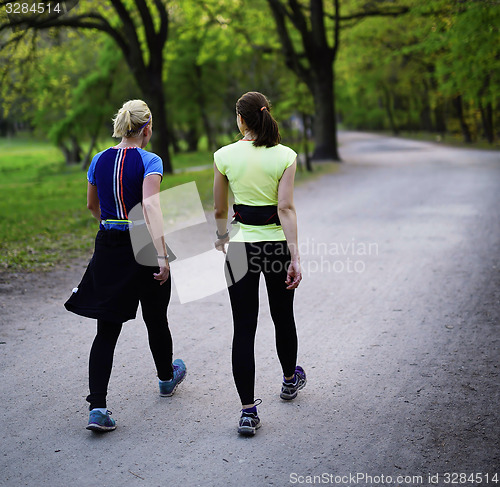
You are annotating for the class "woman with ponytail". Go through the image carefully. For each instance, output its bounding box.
[65,99,186,432]
[213,91,306,436]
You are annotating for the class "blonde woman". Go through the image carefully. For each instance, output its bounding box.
[214,91,306,436]
[65,100,186,432]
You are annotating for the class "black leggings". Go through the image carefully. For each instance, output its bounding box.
[225,241,298,405]
[86,277,173,410]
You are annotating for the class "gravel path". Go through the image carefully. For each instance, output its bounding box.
[1,132,499,487]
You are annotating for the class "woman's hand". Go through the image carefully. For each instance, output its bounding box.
[154,260,170,285]
[214,236,230,254]
[285,259,302,290]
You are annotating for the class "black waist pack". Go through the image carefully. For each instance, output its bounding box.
[232,204,281,226]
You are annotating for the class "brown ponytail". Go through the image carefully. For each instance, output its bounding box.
[236,91,281,148]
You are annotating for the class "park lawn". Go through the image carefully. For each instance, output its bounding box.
[0,136,336,272]
[367,130,500,151]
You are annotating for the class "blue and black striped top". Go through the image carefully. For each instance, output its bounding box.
[87,147,163,224]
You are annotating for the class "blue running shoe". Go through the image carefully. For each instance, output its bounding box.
[86,410,116,432]
[280,365,307,400]
[159,359,187,397]
[238,399,262,436]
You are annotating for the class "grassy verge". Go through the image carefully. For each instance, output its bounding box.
[361,129,500,151]
[0,136,337,272]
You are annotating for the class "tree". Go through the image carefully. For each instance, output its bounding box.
[429,0,499,143]
[1,28,93,163]
[265,0,412,161]
[50,37,140,168]
[165,1,246,152]
[0,0,174,172]
[165,0,295,153]
[0,27,138,165]
[326,0,499,144]
[336,5,436,135]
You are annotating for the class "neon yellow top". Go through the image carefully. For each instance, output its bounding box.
[214,140,297,242]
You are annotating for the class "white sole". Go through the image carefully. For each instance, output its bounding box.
[238,422,262,436]
[86,423,116,432]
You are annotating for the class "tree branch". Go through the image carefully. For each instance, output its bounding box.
[267,0,312,89]
[286,0,309,39]
[134,0,157,57]
[0,27,28,51]
[339,18,364,30]
[0,30,39,102]
[332,0,339,59]
[0,12,130,57]
[200,2,277,55]
[326,6,411,22]
[310,0,328,49]
[286,0,317,60]
[152,0,168,46]
[108,0,146,70]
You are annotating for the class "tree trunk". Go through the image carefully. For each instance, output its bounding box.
[419,104,433,132]
[478,99,494,143]
[200,108,216,152]
[81,129,99,170]
[0,121,7,136]
[430,75,447,135]
[452,95,472,143]
[82,112,108,170]
[186,126,199,152]
[195,64,217,152]
[60,137,82,165]
[142,77,173,174]
[311,64,340,161]
[266,0,340,161]
[434,101,447,135]
[485,101,494,143]
[419,81,433,132]
[170,128,181,154]
[382,85,399,135]
[302,113,313,172]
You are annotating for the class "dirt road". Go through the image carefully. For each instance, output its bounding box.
[1,132,499,487]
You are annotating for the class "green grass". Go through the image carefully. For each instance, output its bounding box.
[172,150,213,170]
[0,135,337,272]
[365,130,500,151]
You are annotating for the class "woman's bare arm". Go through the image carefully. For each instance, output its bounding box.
[277,160,302,289]
[213,163,230,253]
[143,174,169,284]
[87,183,101,222]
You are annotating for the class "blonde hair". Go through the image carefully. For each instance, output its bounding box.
[112,99,152,138]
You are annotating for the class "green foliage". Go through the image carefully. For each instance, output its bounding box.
[336,0,499,140]
[0,135,92,270]
[434,2,498,104]
[338,0,425,131]
[49,38,139,146]
[2,0,498,157]
[163,0,301,150]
